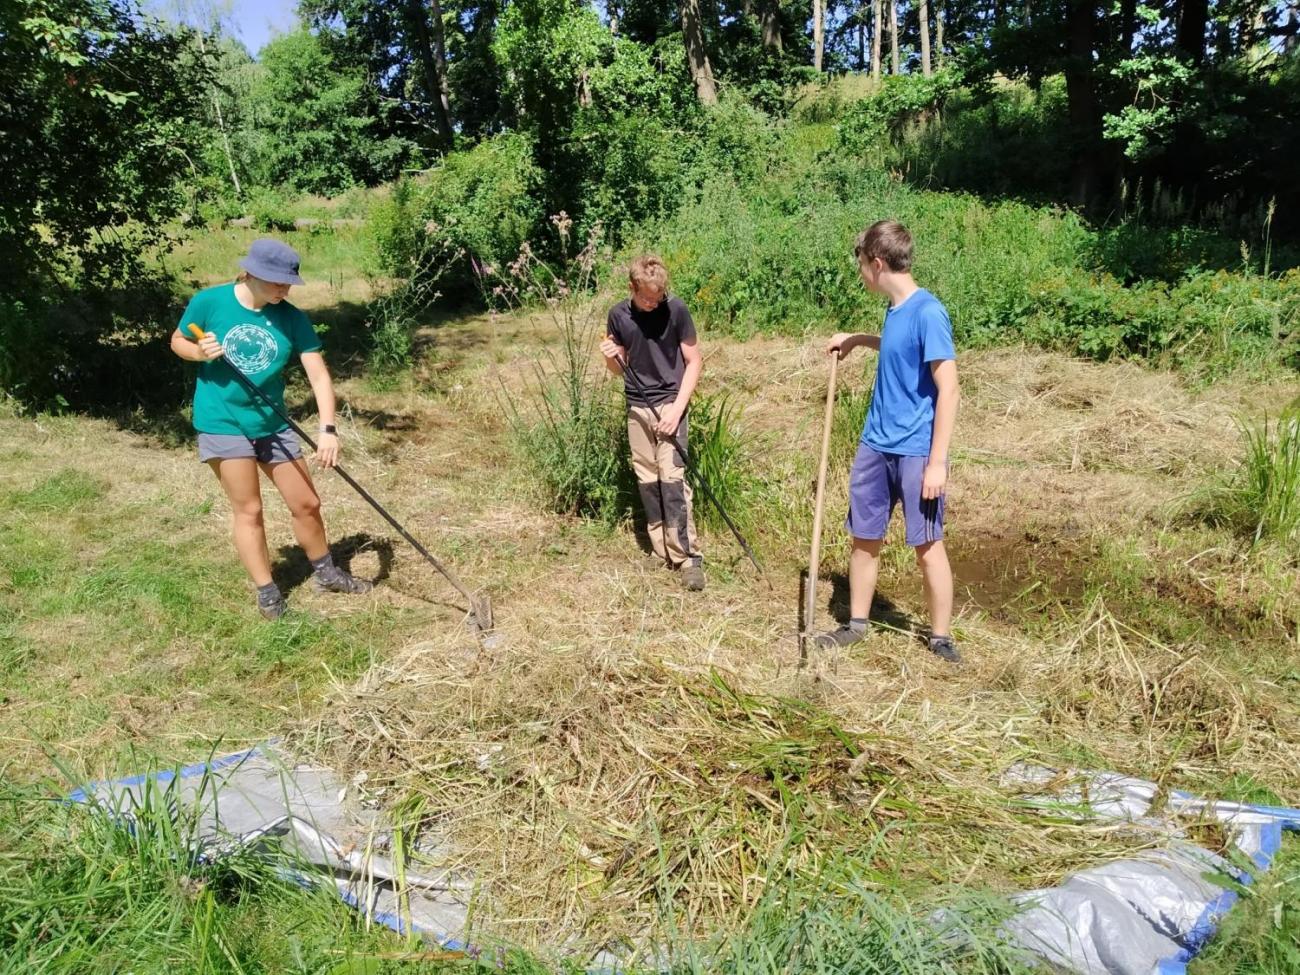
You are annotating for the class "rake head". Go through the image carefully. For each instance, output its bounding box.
[469,591,494,635]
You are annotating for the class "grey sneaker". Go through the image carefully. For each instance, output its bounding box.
[680,562,706,592]
[312,566,374,595]
[258,593,288,620]
[928,635,962,663]
[812,624,867,649]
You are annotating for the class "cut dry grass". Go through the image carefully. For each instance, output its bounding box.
[287,309,1298,961]
[2,297,1297,968]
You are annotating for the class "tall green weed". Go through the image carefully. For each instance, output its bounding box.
[686,392,753,533]
[1192,415,1300,550]
[494,222,638,525]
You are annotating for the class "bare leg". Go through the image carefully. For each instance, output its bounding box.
[210,459,272,587]
[915,539,953,637]
[849,537,884,620]
[261,458,329,562]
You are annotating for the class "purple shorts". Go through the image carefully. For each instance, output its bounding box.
[845,442,945,547]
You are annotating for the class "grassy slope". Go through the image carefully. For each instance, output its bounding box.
[3,241,1297,968]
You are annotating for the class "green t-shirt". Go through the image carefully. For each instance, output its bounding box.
[178,283,321,437]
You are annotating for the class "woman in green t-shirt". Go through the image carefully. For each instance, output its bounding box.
[170,238,372,620]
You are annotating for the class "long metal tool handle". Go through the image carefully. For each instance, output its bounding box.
[609,345,769,585]
[187,325,483,613]
[803,353,839,647]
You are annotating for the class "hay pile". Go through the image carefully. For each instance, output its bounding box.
[300,569,1300,956]
[295,330,1299,959]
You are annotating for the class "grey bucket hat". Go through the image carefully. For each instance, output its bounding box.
[239,238,305,285]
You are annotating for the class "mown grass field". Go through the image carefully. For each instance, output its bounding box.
[1,224,1298,972]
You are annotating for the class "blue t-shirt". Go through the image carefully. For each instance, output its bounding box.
[861,289,956,457]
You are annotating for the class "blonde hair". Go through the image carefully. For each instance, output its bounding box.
[628,254,669,295]
[854,220,914,272]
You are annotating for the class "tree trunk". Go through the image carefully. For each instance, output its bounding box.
[1176,0,1209,64]
[935,0,945,67]
[918,0,932,75]
[195,30,241,197]
[889,0,899,74]
[681,0,719,104]
[428,0,455,135]
[813,0,825,71]
[1064,0,1102,207]
[409,0,455,145]
[1119,0,1136,53]
[858,8,866,70]
[871,0,882,79]
[761,0,783,52]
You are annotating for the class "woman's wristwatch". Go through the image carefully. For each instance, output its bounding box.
[319,424,337,435]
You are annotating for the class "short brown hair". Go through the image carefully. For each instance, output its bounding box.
[628,254,669,294]
[854,220,913,272]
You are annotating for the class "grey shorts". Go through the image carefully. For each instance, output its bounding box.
[198,430,303,465]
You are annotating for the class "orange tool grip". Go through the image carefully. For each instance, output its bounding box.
[187,323,206,341]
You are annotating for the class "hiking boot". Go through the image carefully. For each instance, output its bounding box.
[312,566,374,595]
[258,593,288,621]
[928,635,962,663]
[680,562,706,592]
[812,624,867,650]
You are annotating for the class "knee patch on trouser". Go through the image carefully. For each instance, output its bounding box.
[627,405,702,567]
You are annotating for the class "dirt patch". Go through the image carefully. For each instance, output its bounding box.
[947,531,1091,619]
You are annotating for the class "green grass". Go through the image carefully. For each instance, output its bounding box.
[0,777,458,975]
[1189,839,1300,975]
[673,864,1031,975]
[684,392,753,534]
[1180,415,1300,584]
[1228,416,1300,545]
[5,469,106,511]
[166,222,380,292]
[0,447,428,782]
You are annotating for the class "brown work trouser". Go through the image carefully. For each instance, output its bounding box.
[627,405,701,568]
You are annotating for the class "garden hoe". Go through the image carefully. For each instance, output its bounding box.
[188,325,494,636]
[800,352,839,658]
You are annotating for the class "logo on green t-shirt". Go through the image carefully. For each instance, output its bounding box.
[224,323,280,374]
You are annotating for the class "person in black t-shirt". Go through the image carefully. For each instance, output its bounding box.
[600,255,706,591]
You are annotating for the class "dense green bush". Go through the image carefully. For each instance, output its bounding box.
[837,70,964,157]
[651,161,1091,341]
[887,78,1073,204]
[0,277,187,415]
[637,122,1299,376]
[1024,268,1299,369]
[371,133,545,292]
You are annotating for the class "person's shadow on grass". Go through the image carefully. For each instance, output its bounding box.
[272,532,394,594]
[827,571,919,636]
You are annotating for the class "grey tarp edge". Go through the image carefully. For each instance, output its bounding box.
[998,764,1299,975]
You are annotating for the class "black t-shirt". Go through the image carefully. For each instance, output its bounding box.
[606,296,698,407]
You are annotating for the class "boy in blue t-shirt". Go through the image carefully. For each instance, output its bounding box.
[815,220,962,663]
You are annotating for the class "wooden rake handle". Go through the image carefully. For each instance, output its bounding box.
[803,353,839,644]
